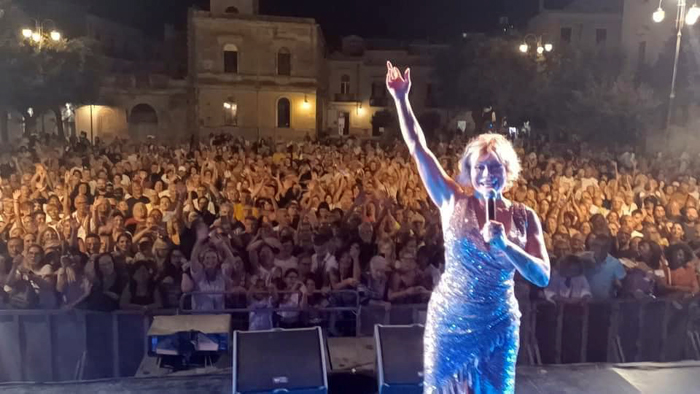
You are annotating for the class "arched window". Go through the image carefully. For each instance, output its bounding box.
[340,74,351,95]
[277,98,291,128]
[223,43,238,73]
[225,6,239,13]
[129,104,158,125]
[277,48,291,76]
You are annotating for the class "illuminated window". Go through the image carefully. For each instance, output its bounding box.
[224,101,238,126]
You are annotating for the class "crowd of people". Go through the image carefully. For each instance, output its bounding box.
[0,130,698,331]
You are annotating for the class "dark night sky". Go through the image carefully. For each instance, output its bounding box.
[63,0,537,42]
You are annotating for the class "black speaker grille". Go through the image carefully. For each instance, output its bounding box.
[378,326,424,385]
[236,329,325,391]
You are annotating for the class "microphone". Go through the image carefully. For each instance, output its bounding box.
[486,190,496,223]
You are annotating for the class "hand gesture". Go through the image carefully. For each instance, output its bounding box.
[386,61,411,100]
[12,190,21,201]
[482,220,508,251]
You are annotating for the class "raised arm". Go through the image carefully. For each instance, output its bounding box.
[386,61,458,210]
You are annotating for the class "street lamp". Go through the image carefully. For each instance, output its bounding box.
[518,34,553,57]
[20,19,62,48]
[653,6,666,22]
[653,0,697,130]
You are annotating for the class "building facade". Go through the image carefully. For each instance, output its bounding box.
[525,0,677,70]
[526,0,624,52]
[188,0,326,141]
[326,36,446,138]
[6,0,453,143]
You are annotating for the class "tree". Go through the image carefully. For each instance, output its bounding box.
[641,35,700,126]
[567,74,660,144]
[0,0,102,140]
[432,36,544,131]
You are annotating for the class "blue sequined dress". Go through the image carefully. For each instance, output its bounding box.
[424,196,528,394]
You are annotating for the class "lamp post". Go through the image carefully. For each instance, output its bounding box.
[653,0,700,130]
[518,34,553,57]
[20,19,62,50]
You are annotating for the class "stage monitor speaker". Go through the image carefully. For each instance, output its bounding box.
[233,327,328,394]
[374,324,424,394]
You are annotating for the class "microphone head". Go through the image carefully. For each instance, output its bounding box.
[487,190,497,200]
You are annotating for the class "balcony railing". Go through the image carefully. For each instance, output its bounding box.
[334,93,358,102]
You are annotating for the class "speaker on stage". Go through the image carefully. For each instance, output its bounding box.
[374,324,424,394]
[233,327,329,394]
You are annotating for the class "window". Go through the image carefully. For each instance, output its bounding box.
[596,28,607,45]
[371,82,385,98]
[223,43,238,73]
[225,6,239,13]
[277,98,291,128]
[224,101,238,126]
[340,75,351,95]
[277,48,291,76]
[560,27,572,44]
[637,41,647,67]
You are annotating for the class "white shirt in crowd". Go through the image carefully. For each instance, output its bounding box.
[544,272,592,302]
[274,256,298,275]
[311,252,337,273]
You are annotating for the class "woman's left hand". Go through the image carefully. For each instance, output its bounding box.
[482,221,509,251]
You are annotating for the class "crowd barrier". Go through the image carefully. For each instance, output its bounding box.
[0,292,698,383]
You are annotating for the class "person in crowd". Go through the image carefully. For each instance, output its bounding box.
[584,234,626,300]
[665,243,700,296]
[119,260,162,311]
[0,124,697,348]
[544,254,592,303]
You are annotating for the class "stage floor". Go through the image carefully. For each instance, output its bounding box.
[0,361,698,393]
[0,336,697,393]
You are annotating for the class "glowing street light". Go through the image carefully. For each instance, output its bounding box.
[652,0,699,131]
[686,4,700,25]
[301,95,311,110]
[20,19,62,48]
[518,34,552,57]
[653,7,666,23]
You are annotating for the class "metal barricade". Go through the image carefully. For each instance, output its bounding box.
[527,296,700,365]
[0,294,698,383]
[178,290,361,335]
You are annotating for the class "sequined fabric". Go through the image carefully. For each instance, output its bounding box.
[424,197,527,394]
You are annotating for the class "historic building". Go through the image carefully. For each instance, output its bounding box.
[6,0,447,143]
[326,36,446,138]
[187,0,326,140]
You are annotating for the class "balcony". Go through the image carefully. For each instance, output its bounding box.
[334,93,358,102]
[370,96,389,107]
